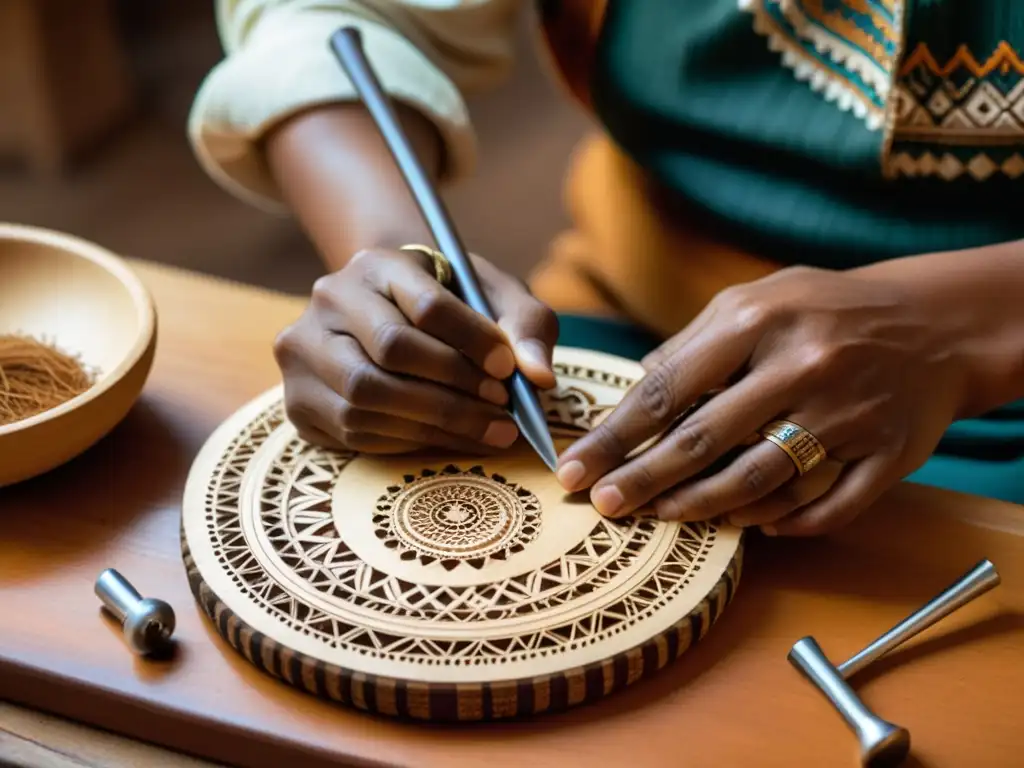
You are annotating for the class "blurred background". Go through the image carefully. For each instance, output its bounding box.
[0,0,590,295]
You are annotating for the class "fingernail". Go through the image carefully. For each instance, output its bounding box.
[656,499,680,522]
[483,346,515,379]
[556,459,586,491]
[760,524,777,536]
[478,378,508,405]
[726,516,747,528]
[591,485,624,517]
[482,420,518,448]
[516,340,550,372]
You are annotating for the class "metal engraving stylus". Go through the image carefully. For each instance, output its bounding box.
[329,26,559,471]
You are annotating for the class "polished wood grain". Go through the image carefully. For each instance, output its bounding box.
[1,260,1023,767]
[0,702,222,768]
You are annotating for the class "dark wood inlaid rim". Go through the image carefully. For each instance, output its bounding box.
[181,528,743,722]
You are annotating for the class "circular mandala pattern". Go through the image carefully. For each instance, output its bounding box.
[375,466,541,570]
[182,348,745,722]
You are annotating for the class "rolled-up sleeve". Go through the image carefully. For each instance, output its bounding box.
[189,0,522,212]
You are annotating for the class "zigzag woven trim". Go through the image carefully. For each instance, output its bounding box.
[740,0,905,132]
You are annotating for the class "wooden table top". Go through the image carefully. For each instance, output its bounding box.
[2,260,1023,768]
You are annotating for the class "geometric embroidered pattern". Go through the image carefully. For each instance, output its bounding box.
[884,149,1024,181]
[741,0,906,131]
[887,42,1024,180]
[894,43,1024,142]
[743,0,1024,181]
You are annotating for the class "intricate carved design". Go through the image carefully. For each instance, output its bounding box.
[543,384,598,430]
[207,423,712,664]
[182,348,743,721]
[374,466,541,570]
[542,361,632,432]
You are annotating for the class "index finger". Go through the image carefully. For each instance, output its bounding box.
[375,251,517,379]
[555,323,755,492]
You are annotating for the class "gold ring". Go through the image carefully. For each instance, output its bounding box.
[399,244,453,287]
[759,419,827,475]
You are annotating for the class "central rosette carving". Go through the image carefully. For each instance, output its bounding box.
[373,465,541,570]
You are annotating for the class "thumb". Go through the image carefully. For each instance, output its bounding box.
[473,256,559,388]
[495,295,559,390]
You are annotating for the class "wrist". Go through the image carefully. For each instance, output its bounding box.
[264,103,442,271]
[853,244,1024,418]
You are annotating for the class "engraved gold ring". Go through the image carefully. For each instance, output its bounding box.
[759,419,827,475]
[399,244,454,287]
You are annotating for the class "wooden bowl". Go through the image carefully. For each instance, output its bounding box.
[0,224,157,487]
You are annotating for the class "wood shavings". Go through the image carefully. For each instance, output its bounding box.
[0,333,97,426]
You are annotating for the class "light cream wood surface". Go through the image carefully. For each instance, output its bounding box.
[1,260,1023,767]
[181,350,743,720]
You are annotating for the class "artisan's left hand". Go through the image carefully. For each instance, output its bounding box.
[556,266,969,536]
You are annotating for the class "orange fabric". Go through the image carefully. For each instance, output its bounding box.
[528,135,782,337]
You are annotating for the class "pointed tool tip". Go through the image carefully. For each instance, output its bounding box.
[517,419,559,472]
[533,432,560,473]
[540,450,558,473]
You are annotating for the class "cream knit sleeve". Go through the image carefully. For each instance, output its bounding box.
[189,0,523,212]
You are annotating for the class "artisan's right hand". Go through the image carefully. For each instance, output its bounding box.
[273,247,559,454]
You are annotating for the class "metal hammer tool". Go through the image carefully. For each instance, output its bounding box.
[788,559,1000,767]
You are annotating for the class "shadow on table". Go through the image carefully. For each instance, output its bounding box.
[747,524,994,606]
[735,514,1024,693]
[851,609,1024,687]
[0,393,197,581]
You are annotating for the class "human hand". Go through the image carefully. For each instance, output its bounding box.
[273,247,558,454]
[555,266,968,536]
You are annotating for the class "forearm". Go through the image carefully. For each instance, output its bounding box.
[855,240,1024,418]
[265,104,441,271]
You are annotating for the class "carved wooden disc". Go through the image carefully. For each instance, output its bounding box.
[181,347,744,721]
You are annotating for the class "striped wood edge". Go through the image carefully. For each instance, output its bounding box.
[181,530,744,722]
